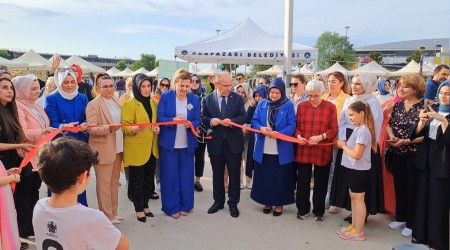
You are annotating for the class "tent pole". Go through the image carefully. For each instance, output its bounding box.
[283,0,294,93]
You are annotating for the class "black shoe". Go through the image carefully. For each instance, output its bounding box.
[230,207,240,218]
[273,210,283,216]
[263,206,272,214]
[194,182,203,192]
[20,243,29,250]
[207,203,224,214]
[344,214,352,223]
[145,211,154,217]
[150,192,159,200]
[137,215,146,222]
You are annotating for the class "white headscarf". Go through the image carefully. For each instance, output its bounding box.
[55,70,79,100]
[351,72,377,102]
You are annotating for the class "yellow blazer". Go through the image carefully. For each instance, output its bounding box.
[86,96,120,165]
[121,98,159,166]
[322,90,350,120]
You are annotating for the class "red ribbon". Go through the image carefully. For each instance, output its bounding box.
[221,120,337,146]
[12,120,210,191]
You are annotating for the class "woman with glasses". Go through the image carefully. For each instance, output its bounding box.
[251,78,296,216]
[157,69,200,219]
[329,72,385,222]
[45,68,90,206]
[121,73,160,223]
[86,73,124,224]
[289,74,308,114]
[295,80,338,221]
[321,71,350,213]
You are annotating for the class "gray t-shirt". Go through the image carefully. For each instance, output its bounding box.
[33,198,121,250]
[341,125,372,171]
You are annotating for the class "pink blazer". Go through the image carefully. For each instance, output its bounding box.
[16,101,50,171]
[86,96,120,165]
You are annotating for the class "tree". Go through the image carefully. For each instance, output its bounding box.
[219,64,239,73]
[406,50,421,64]
[131,53,157,71]
[0,50,11,59]
[248,65,272,79]
[315,31,356,70]
[368,51,383,64]
[115,59,128,71]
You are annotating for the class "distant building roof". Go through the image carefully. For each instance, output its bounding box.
[356,38,449,52]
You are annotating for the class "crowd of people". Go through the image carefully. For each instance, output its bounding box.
[0,62,449,249]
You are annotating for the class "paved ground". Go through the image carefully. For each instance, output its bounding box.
[26,157,415,250]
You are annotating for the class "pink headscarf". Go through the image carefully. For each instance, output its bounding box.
[11,75,39,108]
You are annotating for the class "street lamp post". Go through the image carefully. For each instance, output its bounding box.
[418,46,426,76]
[344,26,350,38]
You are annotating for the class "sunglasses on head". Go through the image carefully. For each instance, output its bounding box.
[57,68,75,73]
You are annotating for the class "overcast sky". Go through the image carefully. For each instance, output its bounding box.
[1,0,449,62]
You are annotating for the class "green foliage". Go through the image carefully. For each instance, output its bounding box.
[406,50,421,64]
[0,50,11,59]
[131,53,157,71]
[248,65,272,79]
[368,51,383,64]
[315,31,356,70]
[115,59,128,70]
[220,64,239,72]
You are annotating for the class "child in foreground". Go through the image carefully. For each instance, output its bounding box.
[336,101,377,241]
[33,137,129,250]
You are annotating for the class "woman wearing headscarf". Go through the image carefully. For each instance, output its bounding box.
[121,73,159,223]
[36,76,56,108]
[409,80,450,250]
[86,73,123,224]
[70,64,94,102]
[157,69,200,219]
[244,85,268,189]
[251,78,296,216]
[329,72,385,220]
[374,78,392,104]
[45,68,89,206]
[295,80,338,221]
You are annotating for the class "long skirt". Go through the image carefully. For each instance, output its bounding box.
[251,154,295,206]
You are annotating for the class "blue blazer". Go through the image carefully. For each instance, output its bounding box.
[251,99,296,165]
[45,92,89,142]
[201,91,247,155]
[157,91,200,154]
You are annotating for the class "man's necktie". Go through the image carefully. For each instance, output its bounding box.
[220,96,227,118]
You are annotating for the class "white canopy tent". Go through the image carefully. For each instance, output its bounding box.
[146,67,159,77]
[316,62,349,76]
[49,54,70,68]
[196,65,222,76]
[65,55,105,73]
[106,66,120,76]
[127,67,150,77]
[175,18,317,65]
[349,61,390,76]
[0,56,28,69]
[189,64,201,74]
[257,65,283,75]
[389,60,434,77]
[113,67,133,77]
[13,49,51,70]
[292,64,314,76]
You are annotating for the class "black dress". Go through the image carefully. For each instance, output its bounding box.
[410,118,450,250]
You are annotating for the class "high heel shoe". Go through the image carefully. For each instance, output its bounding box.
[137,215,146,223]
[145,211,154,217]
[263,206,272,214]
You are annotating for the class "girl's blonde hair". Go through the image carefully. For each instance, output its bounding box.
[348,101,377,153]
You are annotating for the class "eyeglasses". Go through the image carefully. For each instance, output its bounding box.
[289,83,298,87]
[160,84,170,88]
[100,84,115,89]
[236,77,242,81]
[219,82,232,88]
[307,94,321,99]
[398,85,410,89]
[192,79,199,84]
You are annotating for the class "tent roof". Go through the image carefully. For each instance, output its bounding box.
[113,67,133,77]
[349,61,390,76]
[189,64,201,74]
[257,65,283,75]
[316,62,349,75]
[292,64,314,76]
[0,56,28,69]
[196,65,221,76]
[175,18,317,65]
[106,66,120,75]
[146,67,159,77]
[389,60,434,76]
[13,49,51,70]
[49,54,70,68]
[127,67,150,77]
[65,55,105,73]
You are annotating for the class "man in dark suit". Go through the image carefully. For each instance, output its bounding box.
[201,72,246,218]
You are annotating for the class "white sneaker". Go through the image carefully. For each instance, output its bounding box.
[246,182,253,189]
[328,206,341,214]
[115,215,124,220]
[401,227,412,237]
[110,218,121,224]
[388,221,406,229]
[240,182,244,190]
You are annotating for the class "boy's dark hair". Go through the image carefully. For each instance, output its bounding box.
[38,137,99,194]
